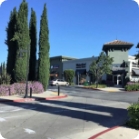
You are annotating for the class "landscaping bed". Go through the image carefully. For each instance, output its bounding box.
[82,83,107,90]
[0,81,44,96]
[126,102,139,129]
[125,82,139,92]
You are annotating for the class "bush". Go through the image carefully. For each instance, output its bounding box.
[125,84,139,91]
[127,102,139,129]
[64,69,75,85]
[0,81,44,96]
[0,84,14,96]
[84,84,107,88]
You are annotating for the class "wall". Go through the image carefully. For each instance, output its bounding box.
[128,55,139,81]
[50,58,63,79]
[63,57,97,83]
[108,49,128,64]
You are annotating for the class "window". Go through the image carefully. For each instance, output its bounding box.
[76,63,86,68]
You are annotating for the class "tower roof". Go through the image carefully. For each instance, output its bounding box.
[104,40,133,45]
[102,39,133,51]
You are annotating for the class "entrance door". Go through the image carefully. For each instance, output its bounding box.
[113,75,117,85]
[113,74,122,86]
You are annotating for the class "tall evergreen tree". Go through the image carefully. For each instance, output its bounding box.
[11,0,30,82]
[29,8,37,81]
[5,7,18,83]
[38,4,50,90]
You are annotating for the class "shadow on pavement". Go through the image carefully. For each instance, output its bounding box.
[0,98,128,128]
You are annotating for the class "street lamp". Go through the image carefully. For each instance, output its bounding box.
[19,44,30,98]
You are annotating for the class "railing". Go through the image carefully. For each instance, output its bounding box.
[132,64,139,68]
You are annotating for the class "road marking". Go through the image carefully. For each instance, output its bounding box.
[0,118,6,122]
[0,111,5,113]
[24,128,36,134]
[11,108,22,112]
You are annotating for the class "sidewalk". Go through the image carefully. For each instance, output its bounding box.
[0,91,67,103]
[97,87,125,92]
[75,85,125,92]
[89,126,139,139]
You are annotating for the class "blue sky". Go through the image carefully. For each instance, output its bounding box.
[0,0,139,63]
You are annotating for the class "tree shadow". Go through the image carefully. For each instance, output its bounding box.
[0,98,128,128]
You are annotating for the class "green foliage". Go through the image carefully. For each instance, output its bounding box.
[125,84,139,91]
[84,84,107,88]
[5,7,18,83]
[127,102,139,129]
[90,51,113,88]
[29,8,37,81]
[0,62,11,85]
[38,4,50,90]
[11,0,30,82]
[64,69,75,85]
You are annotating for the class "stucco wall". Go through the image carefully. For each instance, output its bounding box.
[108,50,128,64]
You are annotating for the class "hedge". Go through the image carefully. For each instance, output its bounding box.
[0,81,44,96]
[127,102,139,129]
[125,84,139,91]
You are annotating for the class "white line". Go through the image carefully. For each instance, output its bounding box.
[24,128,36,134]
[0,117,6,122]
[11,108,22,112]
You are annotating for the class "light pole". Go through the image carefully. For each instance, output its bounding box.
[19,44,30,98]
[78,72,79,85]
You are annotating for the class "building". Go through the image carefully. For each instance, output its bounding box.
[49,39,139,87]
[50,56,77,80]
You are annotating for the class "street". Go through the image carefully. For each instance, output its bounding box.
[0,86,138,139]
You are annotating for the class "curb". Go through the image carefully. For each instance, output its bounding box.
[0,95,68,103]
[88,126,119,139]
[75,87,101,91]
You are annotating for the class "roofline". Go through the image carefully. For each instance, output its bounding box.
[50,55,77,60]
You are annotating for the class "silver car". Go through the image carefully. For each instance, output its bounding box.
[50,79,69,86]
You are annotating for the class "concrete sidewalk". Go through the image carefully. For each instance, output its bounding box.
[97,87,125,92]
[0,90,67,103]
[75,85,125,92]
[89,126,139,139]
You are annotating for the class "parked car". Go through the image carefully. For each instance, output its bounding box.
[49,79,69,86]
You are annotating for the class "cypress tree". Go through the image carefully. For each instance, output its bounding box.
[38,4,50,90]
[5,7,17,83]
[29,8,37,81]
[12,0,30,82]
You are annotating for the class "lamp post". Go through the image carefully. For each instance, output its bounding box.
[19,44,30,98]
[78,72,79,85]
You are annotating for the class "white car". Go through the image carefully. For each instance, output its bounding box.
[50,79,69,86]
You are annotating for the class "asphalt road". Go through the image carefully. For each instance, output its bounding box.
[0,86,137,139]
[48,85,139,103]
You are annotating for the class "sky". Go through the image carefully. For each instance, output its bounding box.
[0,0,139,63]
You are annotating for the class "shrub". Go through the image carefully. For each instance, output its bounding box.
[84,84,107,88]
[31,81,44,93]
[0,81,44,96]
[64,69,75,85]
[127,102,139,129]
[0,84,14,96]
[125,84,139,91]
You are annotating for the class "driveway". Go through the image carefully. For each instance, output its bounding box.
[0,91,130,139]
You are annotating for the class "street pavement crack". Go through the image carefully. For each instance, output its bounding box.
[4,110,39,136]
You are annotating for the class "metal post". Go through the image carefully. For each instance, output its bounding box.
[78,73,79,85]
[58,85,60,96]
[30,87,32,98]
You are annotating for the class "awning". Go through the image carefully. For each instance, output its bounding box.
[132,69,139,75]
